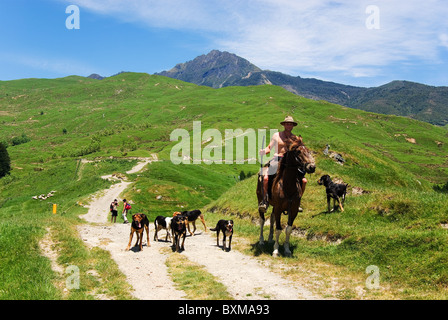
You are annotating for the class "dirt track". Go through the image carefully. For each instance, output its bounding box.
[77,160,320,300]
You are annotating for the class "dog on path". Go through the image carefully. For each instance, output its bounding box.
[154,215,172,242]
[171,214,187,252]
[126,213,150,251]
[317,175,348,213]
[210,220,234,252]
[181,209,207,236]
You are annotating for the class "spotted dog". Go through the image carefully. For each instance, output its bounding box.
[210,220,234,252]
[154,215,172,242]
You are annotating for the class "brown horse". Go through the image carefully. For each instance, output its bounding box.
[256,136,316,257]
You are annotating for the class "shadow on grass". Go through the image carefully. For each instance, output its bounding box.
[249,240,298,258]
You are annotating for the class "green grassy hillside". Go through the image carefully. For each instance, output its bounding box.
[1,72,448,299]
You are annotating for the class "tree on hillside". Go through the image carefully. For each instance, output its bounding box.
[0,142,11,178]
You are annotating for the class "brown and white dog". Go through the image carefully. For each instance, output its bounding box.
[126,213,150,251]
[154,215,172,242]
[210,220,234,252]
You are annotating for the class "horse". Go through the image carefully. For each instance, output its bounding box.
[256,136,316,257]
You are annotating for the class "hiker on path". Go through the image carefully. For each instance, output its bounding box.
[122,199,131,224]
[110,199,118,223]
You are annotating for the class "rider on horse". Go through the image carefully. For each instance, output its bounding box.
[258,116,308,212]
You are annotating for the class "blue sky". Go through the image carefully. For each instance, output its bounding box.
[1,0,447,87]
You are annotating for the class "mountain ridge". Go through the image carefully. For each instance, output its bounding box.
[156,50,448,126]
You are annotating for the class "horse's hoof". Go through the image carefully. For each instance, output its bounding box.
[272,250,279,257]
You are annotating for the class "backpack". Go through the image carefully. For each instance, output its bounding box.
[110,203,113,211]
[125,203,131,210]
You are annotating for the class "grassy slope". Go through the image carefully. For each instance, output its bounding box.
[1,73,448,299]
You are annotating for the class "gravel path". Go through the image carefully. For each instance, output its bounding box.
[77,160,320,300]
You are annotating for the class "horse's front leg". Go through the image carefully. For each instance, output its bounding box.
[284,225,292,257]
[268,208,275,243]
[259,210,265,245]
[272,207,282,257]
[284,205,299,257]
[257,174,266,246]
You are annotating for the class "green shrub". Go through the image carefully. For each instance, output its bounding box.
[0,143,11,178]
[11,133,30,146]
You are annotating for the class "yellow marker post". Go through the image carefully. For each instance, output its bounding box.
[53,204,57,215]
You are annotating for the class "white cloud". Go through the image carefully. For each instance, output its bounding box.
[440,34,448,49]
[221,0,448,78]
[58,0,448,81]
[61,0,237,31]
[1,53,97,77]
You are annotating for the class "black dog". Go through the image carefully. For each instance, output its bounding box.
[317,175,348,213]
[154,216,172,242]
[181,209,207,236]
[171,214,187,252]
[210,220,234,252]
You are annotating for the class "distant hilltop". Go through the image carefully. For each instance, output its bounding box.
[87,71,132,80]
[87,73,104,80]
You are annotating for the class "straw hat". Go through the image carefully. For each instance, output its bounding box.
[280,116,298,126]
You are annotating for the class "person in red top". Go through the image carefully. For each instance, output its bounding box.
[122,199,131,224]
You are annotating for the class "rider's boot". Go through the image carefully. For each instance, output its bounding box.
[258,177,269,213]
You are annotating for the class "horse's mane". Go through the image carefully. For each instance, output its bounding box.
[273,136,306,186]
[277,135,305,170]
